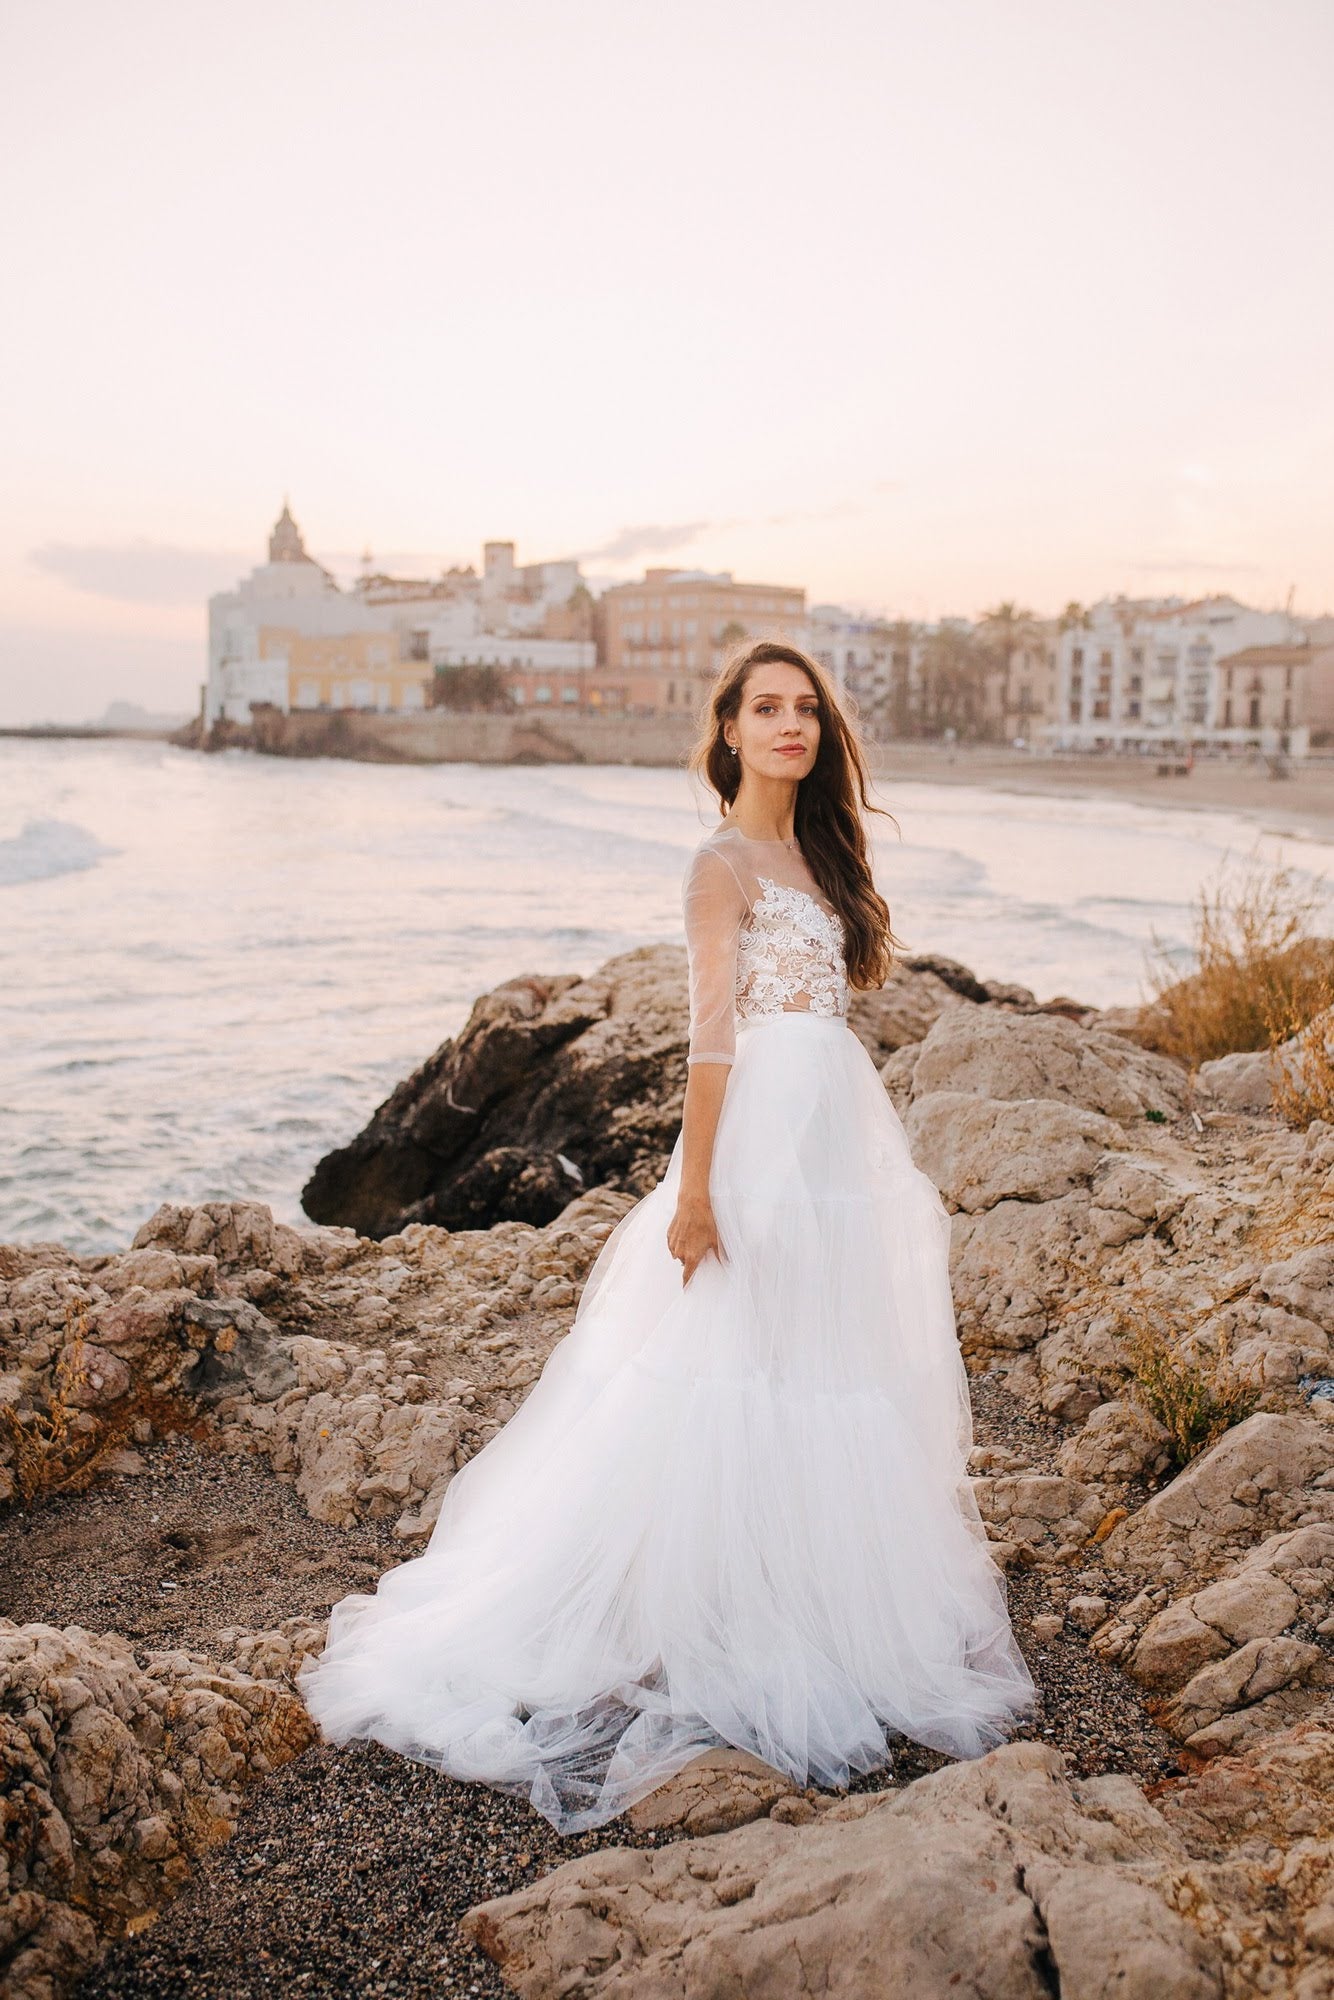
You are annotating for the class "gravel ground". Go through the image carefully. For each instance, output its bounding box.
[1,1434,406,1646]
[3,1414,1180,1998]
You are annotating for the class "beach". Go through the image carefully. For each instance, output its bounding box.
[868,742,1334,845]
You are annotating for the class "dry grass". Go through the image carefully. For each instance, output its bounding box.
[0,1297,206,1510]
[1139,857,1333,1069]
[1110,1290,1261,1471]
[1265,976,1334,1129]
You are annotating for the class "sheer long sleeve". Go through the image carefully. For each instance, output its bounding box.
[682,845,748,1065]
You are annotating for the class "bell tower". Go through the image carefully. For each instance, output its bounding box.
[269,500,309,564]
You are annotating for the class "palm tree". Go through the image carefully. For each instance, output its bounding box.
[977,601,1040,743]
[919,624,988,740]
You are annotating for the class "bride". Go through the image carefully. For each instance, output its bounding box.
[296,640,1037,1832]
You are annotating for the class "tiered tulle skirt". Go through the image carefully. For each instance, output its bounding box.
[296,1010,1037,1831]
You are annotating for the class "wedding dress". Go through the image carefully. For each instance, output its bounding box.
[296,822,1037,1831]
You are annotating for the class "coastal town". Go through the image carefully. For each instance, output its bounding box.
[198,503,1334,759]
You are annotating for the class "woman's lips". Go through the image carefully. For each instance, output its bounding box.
[776,744,808,758]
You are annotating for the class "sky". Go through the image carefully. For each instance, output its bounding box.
[1,0,1331,724]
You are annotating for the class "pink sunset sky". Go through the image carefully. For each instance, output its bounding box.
[1,0,1331,724]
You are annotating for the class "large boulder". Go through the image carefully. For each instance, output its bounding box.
[902,1008,1190,1123]
[462,1740,1224,2000]
[1098,1413,1334,1580]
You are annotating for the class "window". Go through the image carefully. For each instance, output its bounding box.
[1071,648,1084,668]
[1248,696,1261,727]
[535,685,552,703]
[1128,674,1143,693]
[1126,700,1141,718]
[561,686,579,704]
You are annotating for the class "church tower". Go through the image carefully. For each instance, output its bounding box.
[269,500,309,565]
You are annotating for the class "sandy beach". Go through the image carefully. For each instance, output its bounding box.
[867,743,1334,846]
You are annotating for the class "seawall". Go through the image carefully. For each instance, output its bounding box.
[176,706,699,767]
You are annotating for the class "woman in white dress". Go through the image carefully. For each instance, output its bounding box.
[297,641,1037,1832]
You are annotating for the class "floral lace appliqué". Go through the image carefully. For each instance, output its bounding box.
[736,876,849,1023]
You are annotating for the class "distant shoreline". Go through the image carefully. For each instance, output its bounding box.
[0,725,179,741]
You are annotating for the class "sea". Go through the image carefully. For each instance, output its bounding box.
[3,737,1332,1256]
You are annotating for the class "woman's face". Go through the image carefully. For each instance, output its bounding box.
[726,662,821,778]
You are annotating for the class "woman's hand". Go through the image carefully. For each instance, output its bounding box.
[667,1189,725,1287]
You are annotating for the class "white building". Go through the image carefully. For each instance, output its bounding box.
[1049,595,1308,754]
[205,509,593,725]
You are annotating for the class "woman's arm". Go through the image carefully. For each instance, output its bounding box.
[670,846,747,1287]
[667,1061,730,1284]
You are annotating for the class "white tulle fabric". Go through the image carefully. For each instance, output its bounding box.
[296,829,1038,1832]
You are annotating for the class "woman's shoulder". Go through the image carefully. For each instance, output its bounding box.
[683,825,751,897]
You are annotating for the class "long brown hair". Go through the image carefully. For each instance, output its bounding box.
[687,640,900,989]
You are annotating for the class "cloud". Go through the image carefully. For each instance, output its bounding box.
[29,541,250,605]
[568,521,714,564]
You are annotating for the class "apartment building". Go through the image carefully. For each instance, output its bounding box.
[1050,596,1310,753]
[597,568,806,715]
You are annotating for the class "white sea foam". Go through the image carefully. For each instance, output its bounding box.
[0,816,114,887]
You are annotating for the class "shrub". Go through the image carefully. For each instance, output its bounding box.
[1112,1303,1260,1472]
[1139,856,1333,1069]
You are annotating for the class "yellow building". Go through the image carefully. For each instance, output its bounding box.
[261,629,432,713]
[598,568,806,715]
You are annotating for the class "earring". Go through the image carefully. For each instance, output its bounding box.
[728,742,739,755]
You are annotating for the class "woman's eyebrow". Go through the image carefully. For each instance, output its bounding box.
[748,689,817,703]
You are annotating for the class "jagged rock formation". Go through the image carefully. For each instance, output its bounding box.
[0,1620,313,1999]
[463,1720,1334,1999]
[3,941,1333,1999]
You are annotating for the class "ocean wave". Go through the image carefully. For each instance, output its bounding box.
[0,818,115,888]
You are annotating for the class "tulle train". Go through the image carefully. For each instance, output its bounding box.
[296,1010,1038,1831]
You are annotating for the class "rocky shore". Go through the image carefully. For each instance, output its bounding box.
[3,944,1333,1999]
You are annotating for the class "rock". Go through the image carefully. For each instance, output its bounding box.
[0,1619,313,1999]
[624,1749,797,1837]
[971,1472,1107,1556]
[1056,1400,1174,1484]
[1099,1413,1334,1575]
[462,1740,1224,2000]
[1196,1046,1275,1115]
[905,1008,1190,1123]
[1102,1524,1334,1747]
[844,962,967,1060]
[905,1093,1123,1212]
[1197,1009,1334,1118]
[1164,1635,1329,1742]
[1065,1594,1109,1632]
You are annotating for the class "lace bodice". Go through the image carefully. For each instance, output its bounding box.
[681,824,850,1065]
